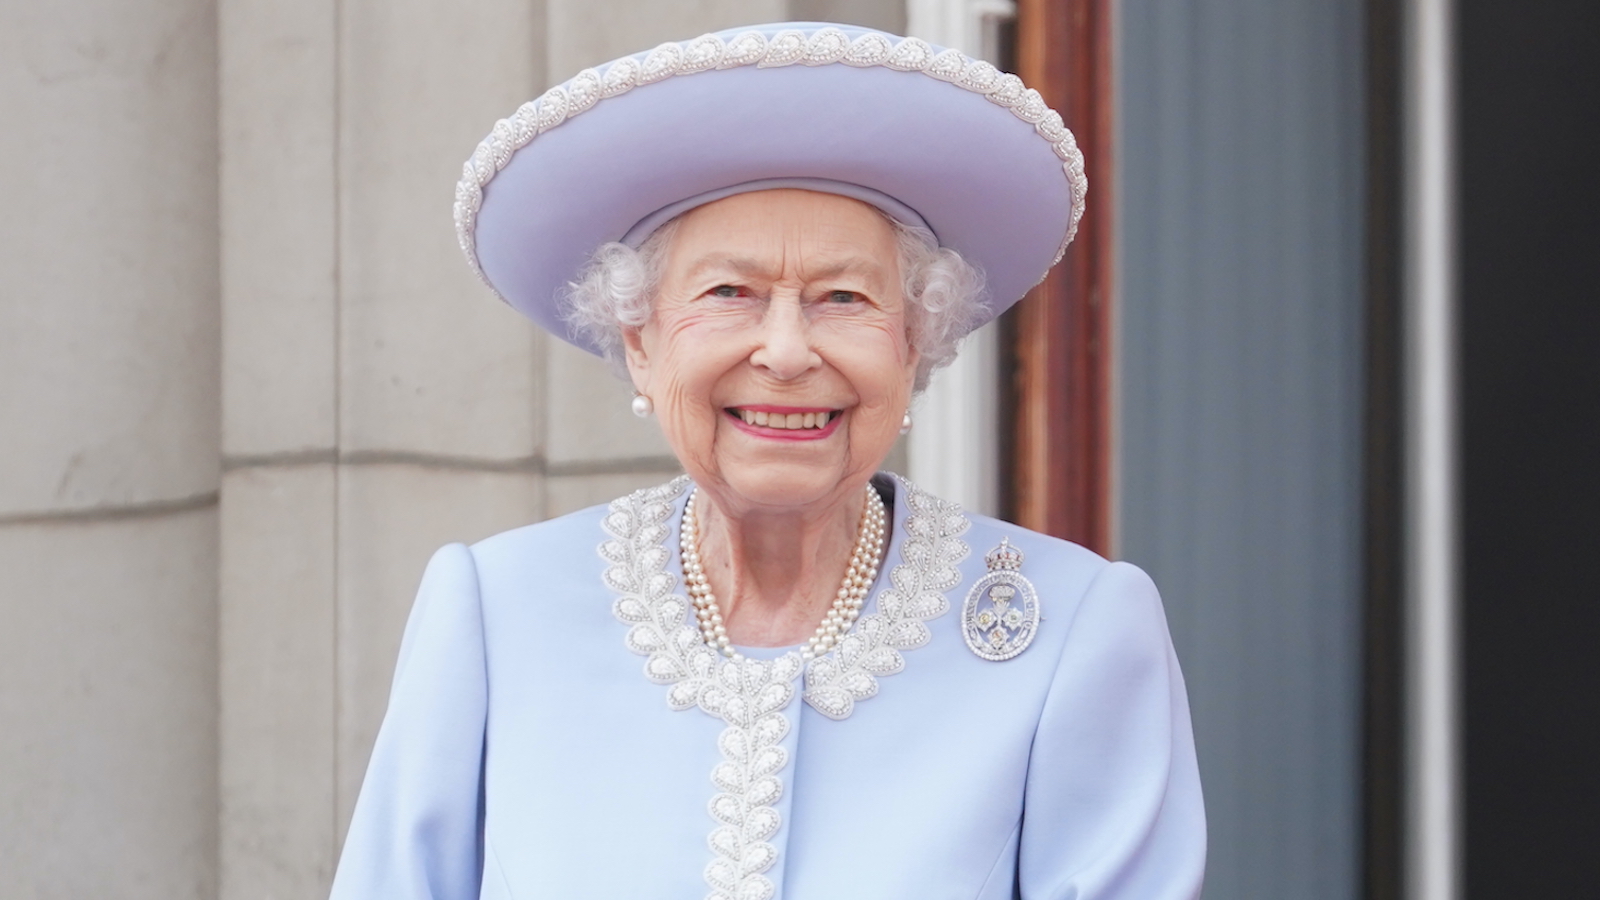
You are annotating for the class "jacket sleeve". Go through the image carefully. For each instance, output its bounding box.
[330,543,488,900]
[1018,561,1207,900]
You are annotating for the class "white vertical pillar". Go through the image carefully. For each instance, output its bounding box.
[904,0,1015,517]
[1403,0,1461,898]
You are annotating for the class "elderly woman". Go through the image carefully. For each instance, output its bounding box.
[332,22,1204,900]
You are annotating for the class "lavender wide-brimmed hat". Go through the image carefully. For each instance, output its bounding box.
[454,21,1085,356]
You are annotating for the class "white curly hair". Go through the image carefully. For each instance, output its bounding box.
[561,213,987,392]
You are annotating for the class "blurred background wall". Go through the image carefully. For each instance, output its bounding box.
[1,0,220,895]
[4,1,1596,899]
[1117,2,1366,897]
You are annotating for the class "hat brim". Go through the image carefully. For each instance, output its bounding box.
[459,23,1084,355]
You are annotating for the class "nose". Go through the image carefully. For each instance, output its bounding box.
[749,296,821,380]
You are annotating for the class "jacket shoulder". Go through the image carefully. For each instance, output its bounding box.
[955,511,1170,661]
[462,502,616,615]
[462,479,690,617]
[470,500,609,561]
[960,511,1111,582]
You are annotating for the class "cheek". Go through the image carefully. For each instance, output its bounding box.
[642,313,754,439]
[838,314,914,372]
[655,305,762,359]
[821,318,916,412]
[646,311,746,385]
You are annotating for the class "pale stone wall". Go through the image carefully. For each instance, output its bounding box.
[217,0,545,893]
[0,0,221,896]
[3,1,907,896]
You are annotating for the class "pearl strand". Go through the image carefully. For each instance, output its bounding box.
[681,487,888,662]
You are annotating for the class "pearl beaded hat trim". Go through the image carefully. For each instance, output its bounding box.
[456,21,1086,357]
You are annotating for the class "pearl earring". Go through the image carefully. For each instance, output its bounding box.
[631,393,654,418]
[900,411,913,434]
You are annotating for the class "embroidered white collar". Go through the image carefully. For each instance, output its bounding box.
[599,474,970,900]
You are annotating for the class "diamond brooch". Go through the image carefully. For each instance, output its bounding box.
[961,537,1040,661]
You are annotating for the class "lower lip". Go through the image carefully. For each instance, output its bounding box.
[726,410,843,442]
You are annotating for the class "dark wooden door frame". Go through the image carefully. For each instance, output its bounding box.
[1004,0,1120,554]
[1008,5,1409,899]
[1005,0,1115,555]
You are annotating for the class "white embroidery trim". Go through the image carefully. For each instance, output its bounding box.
[802,479,971,718]
[600,474,970,900]
[454,26,1087,289]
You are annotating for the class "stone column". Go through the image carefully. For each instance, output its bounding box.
[0,1,220,897]
[218,0,544,895]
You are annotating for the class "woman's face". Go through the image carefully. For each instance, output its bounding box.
[623,189,918,515]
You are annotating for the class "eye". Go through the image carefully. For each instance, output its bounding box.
[826,290,861,304]
[709,284,746,299]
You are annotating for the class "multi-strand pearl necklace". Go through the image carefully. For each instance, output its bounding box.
[680,487,888,662]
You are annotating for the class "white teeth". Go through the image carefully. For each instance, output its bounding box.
[734,409,834,429]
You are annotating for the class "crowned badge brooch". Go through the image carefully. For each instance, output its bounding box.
[961,537,1040,661]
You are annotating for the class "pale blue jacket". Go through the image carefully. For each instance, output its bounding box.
[331,475,1205,899]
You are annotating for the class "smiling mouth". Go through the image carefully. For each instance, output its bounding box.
[726,407,842,431]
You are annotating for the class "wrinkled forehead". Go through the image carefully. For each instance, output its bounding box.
[660,189,903,285]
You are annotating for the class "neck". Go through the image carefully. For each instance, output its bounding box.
[692,483,876,648]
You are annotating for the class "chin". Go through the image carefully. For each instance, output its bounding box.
[717,462,859,511]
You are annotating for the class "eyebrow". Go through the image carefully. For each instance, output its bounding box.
[682,254,887,282]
